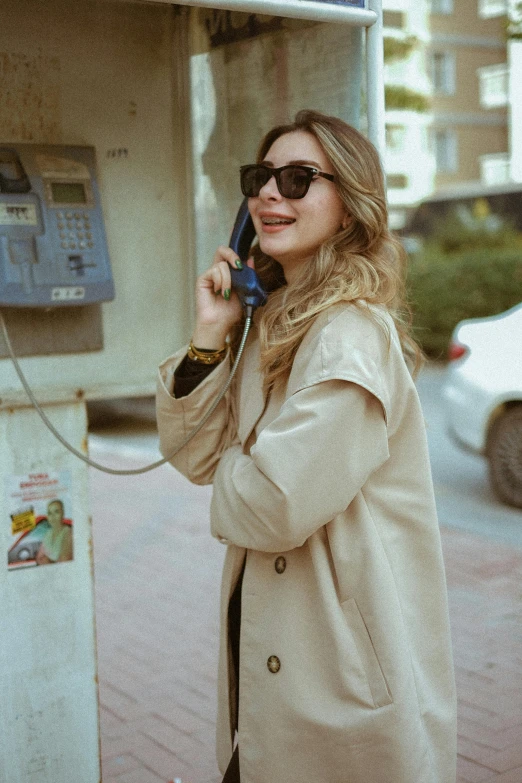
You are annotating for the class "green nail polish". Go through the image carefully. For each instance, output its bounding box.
[235,259,243,270]
[216,289,221,296]
[224,289,231,301]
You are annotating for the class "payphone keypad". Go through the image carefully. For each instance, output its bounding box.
[56,211,94,252]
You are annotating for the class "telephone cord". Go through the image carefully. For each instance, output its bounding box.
[0,310,252,476]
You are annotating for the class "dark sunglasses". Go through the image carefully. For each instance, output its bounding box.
[240,164,335,199]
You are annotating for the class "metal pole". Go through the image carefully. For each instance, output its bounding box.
[162,0,377,26]
[366,0,386,158]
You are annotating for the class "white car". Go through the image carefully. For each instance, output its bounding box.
[442,302,522,509]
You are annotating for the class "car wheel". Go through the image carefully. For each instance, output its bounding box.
[487,405,522,509]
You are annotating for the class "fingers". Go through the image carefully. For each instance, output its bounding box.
[207,261,232,300]
[198,248,256,304]
[194,247,249,333]
[212,246,255,272]
[213,245,244,270]
[207,246,247,300]
[198,262,232,300]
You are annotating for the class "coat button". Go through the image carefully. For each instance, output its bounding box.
[274,556,286,574]
[267,655,281,674]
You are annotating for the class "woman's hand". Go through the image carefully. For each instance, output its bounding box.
[192,247,254,349]
[35,545,52,566]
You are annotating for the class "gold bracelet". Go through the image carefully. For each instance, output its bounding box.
[187,340,227,365]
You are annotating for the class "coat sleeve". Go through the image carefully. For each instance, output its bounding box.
[156,348,240,485]
[210,379,389,552]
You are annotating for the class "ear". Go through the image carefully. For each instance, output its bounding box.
[341,214,353,230]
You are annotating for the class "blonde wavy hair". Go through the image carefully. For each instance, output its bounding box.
[233,110,422,390]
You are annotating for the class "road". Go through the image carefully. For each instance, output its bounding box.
[88,362,522,548]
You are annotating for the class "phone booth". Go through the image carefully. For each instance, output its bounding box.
[0,1,383,780]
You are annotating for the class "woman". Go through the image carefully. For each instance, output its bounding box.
[156,110,456,783]
[35,498,73,565]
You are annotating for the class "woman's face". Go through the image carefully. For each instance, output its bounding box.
[47,501,64,528]
[248,130,347,283]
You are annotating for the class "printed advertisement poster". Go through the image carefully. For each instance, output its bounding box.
[6,471,74,570]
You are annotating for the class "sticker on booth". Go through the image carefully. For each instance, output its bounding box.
[6,471,74,570]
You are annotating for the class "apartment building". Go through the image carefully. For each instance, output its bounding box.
[429,0,508,189]
[384,0,510,227]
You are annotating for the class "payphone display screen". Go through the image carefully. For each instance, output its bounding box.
[0,203,38,226]
[50,182,87,205]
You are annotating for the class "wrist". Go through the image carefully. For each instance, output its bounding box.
[192,324,228,350]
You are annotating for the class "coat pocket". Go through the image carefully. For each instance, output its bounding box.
[341,597,392,709]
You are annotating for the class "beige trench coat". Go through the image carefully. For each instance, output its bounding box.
[156,303,457,783]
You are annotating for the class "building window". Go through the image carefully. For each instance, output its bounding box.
[431,0,454,13]
[383,11,405,28]
[433,129,458,173]
[387,174,409,189]
[385,125,406,151]
[431,51,456,95]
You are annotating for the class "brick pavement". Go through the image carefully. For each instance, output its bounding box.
[89,448,522,783]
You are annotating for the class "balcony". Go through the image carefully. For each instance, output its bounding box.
[382,0,409,11]
[478,0,508,18]
[480,152,511,185]
[478,63,509,108]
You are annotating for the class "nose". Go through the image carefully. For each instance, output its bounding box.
[258,172,282,201]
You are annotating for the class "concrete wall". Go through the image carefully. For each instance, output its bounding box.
[0,0,193,403]
[0,403,99,783]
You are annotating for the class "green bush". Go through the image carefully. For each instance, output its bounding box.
[423,213,521,256]
[507,2,522,38]
[385,85,430,112]
[407,248,522,359]
[383,36,417,63]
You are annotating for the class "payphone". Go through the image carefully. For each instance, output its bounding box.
[0,144,114,307]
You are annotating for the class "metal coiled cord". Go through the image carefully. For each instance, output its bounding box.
[0,310,252,476]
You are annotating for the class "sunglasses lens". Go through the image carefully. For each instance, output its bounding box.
[241,166,270,197]
[279,167,311,199]
[240,165,313,198]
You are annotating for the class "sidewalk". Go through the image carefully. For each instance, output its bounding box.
[90,449,522,783]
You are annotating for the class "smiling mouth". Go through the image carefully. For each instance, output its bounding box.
[261,218,295,225]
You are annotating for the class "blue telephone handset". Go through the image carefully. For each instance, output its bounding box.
[229,199,267,314]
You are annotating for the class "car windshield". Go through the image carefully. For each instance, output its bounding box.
[17,520,50,542]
